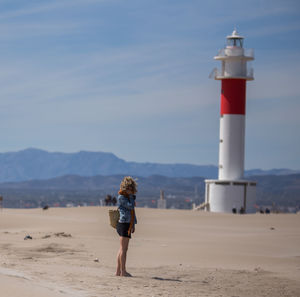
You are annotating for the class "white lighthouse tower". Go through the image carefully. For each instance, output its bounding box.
[204,29,256,213]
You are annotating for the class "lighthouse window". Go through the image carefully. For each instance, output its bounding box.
[233,182,246,186]
[227,38,243,48]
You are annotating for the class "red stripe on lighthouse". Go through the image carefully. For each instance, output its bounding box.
[221,79,246,115]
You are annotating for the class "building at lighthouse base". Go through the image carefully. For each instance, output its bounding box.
[204,179,256,213]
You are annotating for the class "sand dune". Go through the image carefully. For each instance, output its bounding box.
[0,207,300,297]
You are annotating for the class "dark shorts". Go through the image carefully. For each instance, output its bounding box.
[117,222,131,238]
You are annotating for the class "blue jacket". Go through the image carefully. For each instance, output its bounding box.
[117,194,137,224]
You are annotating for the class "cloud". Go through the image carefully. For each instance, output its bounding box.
[248,51,300,101]
[0,0,111,20]
[0,22,86,40]
[245,21,300,38]
[0,39,214,106]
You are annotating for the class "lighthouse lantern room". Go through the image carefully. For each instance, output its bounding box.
[205,29,256,214]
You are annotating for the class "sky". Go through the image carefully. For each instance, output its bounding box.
[0,0,299,170]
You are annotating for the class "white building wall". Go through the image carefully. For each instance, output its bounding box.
[246,184,256,213]
[205,181,256,213]
[209,183,244,213]
[224,60,247,77]
[157,199,167,209]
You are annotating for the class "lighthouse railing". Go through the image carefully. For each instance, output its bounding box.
[247,67,254,79]
[210,67,254,80]
[216,48,226,57]
[216,48,254,59]
[244,48,254,59]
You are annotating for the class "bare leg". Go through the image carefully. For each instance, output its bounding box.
[117,236,131,277]
[116,248,121,276]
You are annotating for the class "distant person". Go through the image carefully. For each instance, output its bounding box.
[265,208,270,214]
[232,207,237,214]
[112,196,117,206]
[116,176,138,277]
[105,195,112,206]
[239,207,245,214]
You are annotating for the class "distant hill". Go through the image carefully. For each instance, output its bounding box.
[0,148,298,183]
[0,148,216,182]
[0,174,206,209]
[244,168,300,176]
[0,173,299,208]
[0,174,205,196]
[251,173,300,207]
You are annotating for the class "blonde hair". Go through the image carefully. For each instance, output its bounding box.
[119,176,138,194]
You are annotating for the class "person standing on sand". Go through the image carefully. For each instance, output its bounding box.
[116,176,137,277]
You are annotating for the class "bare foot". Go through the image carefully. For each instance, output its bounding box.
[120,271,132,277]
[115,271,121,276]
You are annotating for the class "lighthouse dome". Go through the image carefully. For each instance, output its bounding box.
[227,29,244,40]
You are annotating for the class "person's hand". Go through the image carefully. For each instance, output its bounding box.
[131,226,135,233]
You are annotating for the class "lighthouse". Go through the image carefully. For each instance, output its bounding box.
[204,29,256,213]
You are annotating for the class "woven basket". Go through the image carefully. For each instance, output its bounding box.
[109,209,120,229]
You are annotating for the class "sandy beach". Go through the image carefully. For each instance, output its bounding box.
[0,207,300,297]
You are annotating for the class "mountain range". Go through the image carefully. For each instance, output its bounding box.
[1,173,299,209]
[0,148,298,183]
